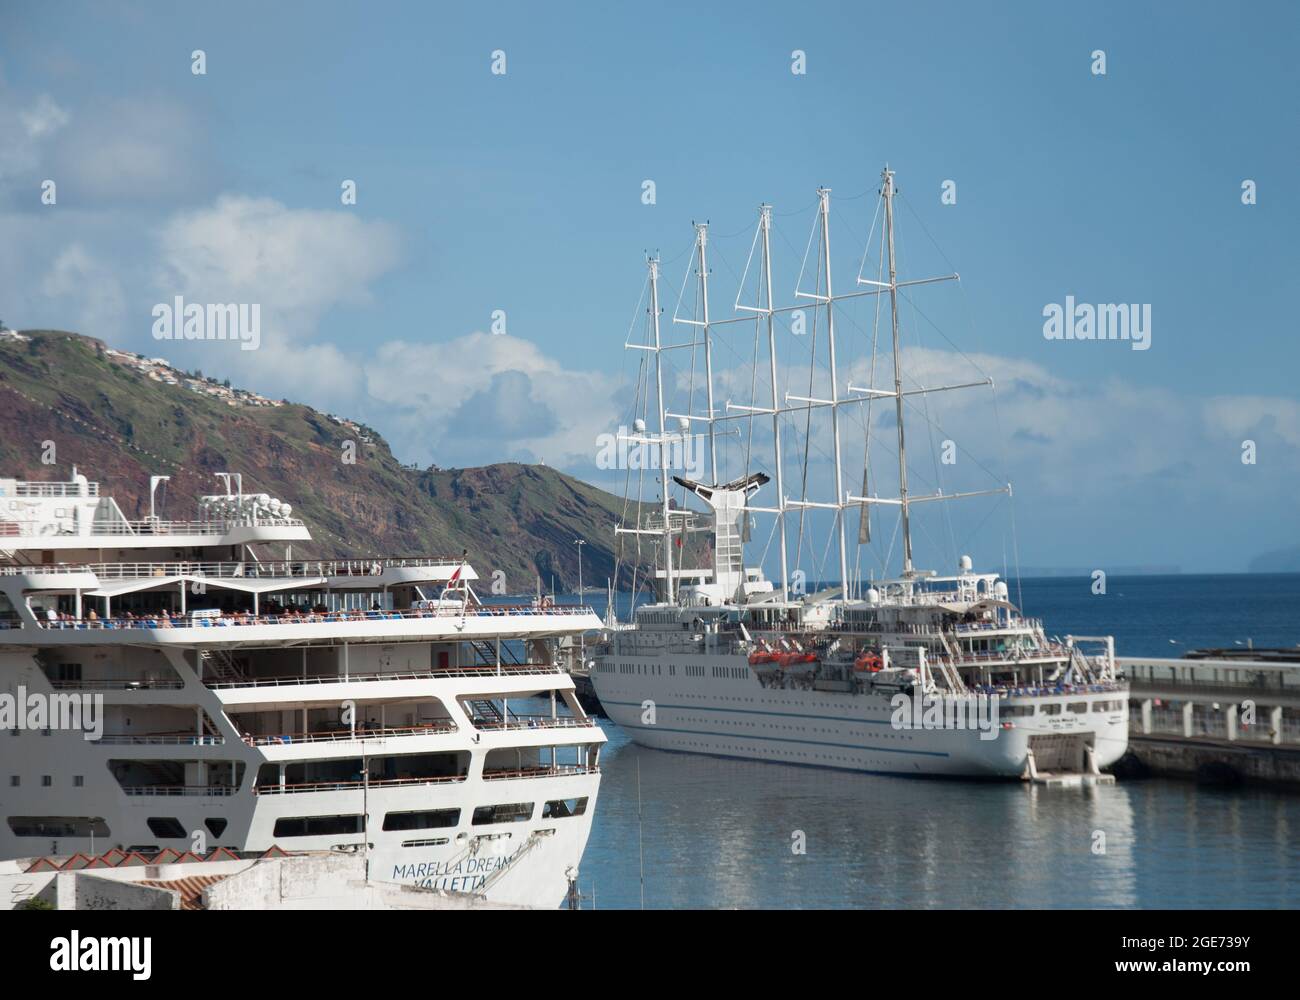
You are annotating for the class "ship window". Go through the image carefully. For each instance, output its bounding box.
[205,818,228,836]
[273,814,364,837]
[383,808,460,832]
[49,662,82,683]
[542,797,588,819]
[74,776,84,787]
[401,838,450,848]
[1067,702,1088,713]
[147,817,187,839]
[41,775,51,787]
[1040,703,1062,716]
[8,776,17,787]
[8,816,110,838]
[472,802,534,825]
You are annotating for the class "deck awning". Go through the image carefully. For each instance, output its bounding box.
[970,598,1019,612]
[84,575,325,598]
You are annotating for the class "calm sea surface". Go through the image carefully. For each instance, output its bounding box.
[567,574,1300,908]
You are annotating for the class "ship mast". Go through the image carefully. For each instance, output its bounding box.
[648,255,676,604]
[818,189,851,595]
[846,166,1007,579]
[882,168,914,574]
[760,206,790,602]
[696,223,719,485]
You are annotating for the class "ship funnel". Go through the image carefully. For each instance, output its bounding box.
[671,472,769,600]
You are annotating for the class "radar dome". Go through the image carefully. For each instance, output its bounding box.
[866,588,881,605]
[959,554,973,572]
[994,581,1009,599]
[633,418,646,434]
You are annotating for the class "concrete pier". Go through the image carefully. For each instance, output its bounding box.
[1119,650,1300,787]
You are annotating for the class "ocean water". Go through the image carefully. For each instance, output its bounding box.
[570,574,1300,908]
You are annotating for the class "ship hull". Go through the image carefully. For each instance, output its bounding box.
[594,652,1128,778]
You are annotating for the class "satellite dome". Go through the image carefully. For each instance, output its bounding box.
[633,418,646,434]
[959,554,973,572]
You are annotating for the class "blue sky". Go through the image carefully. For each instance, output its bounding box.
[1,1,1297,574]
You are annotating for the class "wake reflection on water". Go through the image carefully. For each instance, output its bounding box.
[579,722,1299,909]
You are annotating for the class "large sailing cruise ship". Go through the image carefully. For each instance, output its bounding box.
[0,470,604,907]
[592,167,1128,780]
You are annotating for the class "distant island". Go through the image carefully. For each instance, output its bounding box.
[1248,545,1300,574]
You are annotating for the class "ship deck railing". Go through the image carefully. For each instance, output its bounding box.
[122,785,238,797]
[472,716,593,732]
[205,663,564,689]
[240,722,459,745]
[1,556,466,578]
[48,677,186,690]
[836,618,1044,635]
[482,765,598,781]
[0,517,304,538]
[951,618,1044,634]
[94,733,227,745]
[253,775,469,795]
[933,647,1071,667]
[33,604,597,632]
[13,480,101,498]
[963,682,1127,698]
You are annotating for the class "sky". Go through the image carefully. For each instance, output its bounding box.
[0,0,1297,575]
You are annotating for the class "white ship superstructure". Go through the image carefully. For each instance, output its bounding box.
[593,167,1127,779]
[0,470,604,908]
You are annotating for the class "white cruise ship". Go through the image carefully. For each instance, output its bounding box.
[592,167,1127,780]
[0,469,604,908]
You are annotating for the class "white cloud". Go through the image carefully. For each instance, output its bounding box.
[150,194,402,399]
[1204,395,1300,449]
[18,93,69,139]
[39,243,126,338]
[0,89,69,186]
[50,95,210,203]
[156,194,402,322]
[363,332,621,468]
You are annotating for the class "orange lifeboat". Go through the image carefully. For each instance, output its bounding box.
[748,650,779,666]
[853,652,883,673]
